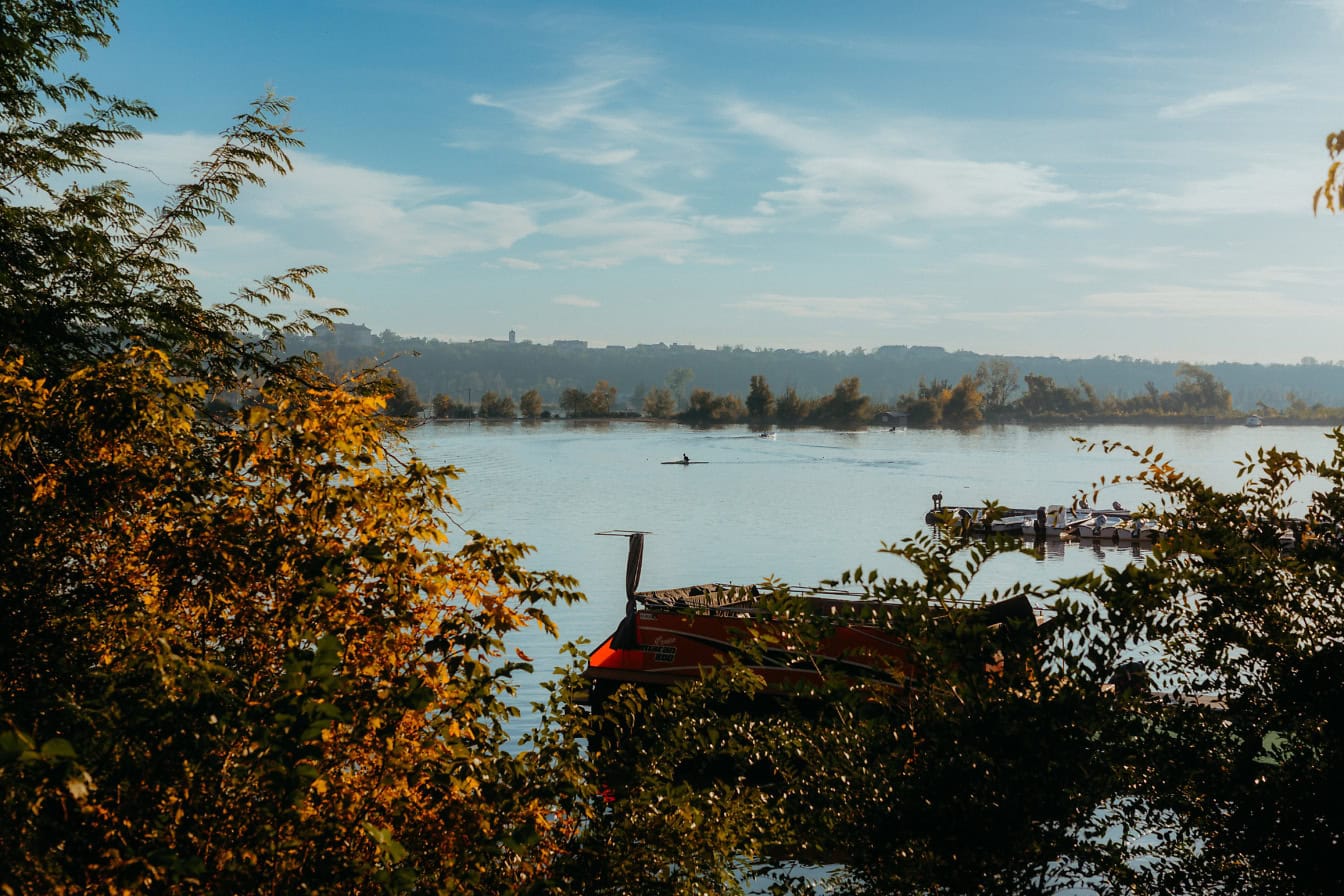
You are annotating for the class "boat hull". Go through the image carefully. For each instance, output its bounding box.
[585,603,915,696]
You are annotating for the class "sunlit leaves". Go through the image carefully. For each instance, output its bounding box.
[0,6,592,891]
[1314,132,1344,214]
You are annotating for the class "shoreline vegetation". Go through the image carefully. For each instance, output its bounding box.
[393,362,1344,428]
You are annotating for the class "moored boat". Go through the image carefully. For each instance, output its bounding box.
[582,533,1039,704]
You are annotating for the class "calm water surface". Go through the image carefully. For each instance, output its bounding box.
[408,421,1333,730]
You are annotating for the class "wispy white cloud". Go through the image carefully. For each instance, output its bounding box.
[1158,84,1292,120]
[1047,217,1103,230]
[1227,264,1343,287]
[1079,0,1130,10]
[724,101,1076,224]
[733,293,929,321]
[533,190,708,268]
[1300,0,1344,29]
[469,53,713,179]
[469,71,629,132]
[541,146,640,166]
[1108,162,1312,216]
[1078,285,1337,319]
[497,256,542,270]
[1079,246,1221,272]
[110,134,536,271]
[692,214,768,235]
[967,252,1032,268]
[1079,254,1164,271]
[553,294,600,308]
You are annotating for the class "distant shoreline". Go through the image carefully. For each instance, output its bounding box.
[418,415,1343,429]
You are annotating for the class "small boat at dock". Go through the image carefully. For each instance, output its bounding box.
[582,532,1039,704]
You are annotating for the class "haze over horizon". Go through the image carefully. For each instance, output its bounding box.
[85,0,1344,366]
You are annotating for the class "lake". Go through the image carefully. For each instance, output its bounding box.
[408,420,1335,733]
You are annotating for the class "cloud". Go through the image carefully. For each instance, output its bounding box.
[1109,162,1313,216]
[542,146,640,166]
[966,252,1031,268]
[1079,246,1221,272]
[497,257,542,270]
[536,190,705,267]
[1300,0,1344,29]
[470,75,628,132]
[1227,264,1342,287]
[115,133,537,271]
[693,214,768,235]
[553,294,601,308]
[734,293,929,321]
[1158,84,1292,120]
[1079,254,1165,271]
[1078,285,1334,319]
[1047,217,1103,230]
[724,101,1076,223]
[468,54,713,179]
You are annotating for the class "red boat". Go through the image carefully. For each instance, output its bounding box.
[583,533,1037,703]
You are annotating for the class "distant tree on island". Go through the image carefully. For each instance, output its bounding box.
[942,374,985,426]
[642,387,677,418]
[679,388,748,424]
[775,386,812,425]
[747,374,775,420]
[666,367,694,410]
[379,368,424,418]
[478,390,516,419]
[519,388,543,419]
[977,358,1021,412]
[560,380,620,418]
[807,376,871,427]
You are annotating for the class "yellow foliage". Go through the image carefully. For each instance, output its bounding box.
[2,346,592,893]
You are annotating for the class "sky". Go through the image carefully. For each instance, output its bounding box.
[75,0,1344,364]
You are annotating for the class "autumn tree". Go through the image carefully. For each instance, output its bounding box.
[478,389,516,419]
[0,7,593,893]
[679,388,747,424]
[1016,373,1091,417]
[642,386,677,418]
[774,386,811,426]
[975,357,1020,413]
[1171,363,1232,415]
[666,367,694,410]
[941,374,984,426]
[519,387,543,418]
[901,377,951,427]
[809,376,870,426]
[588,379,618,415]
[1314,129,1344,213]
[746,374,774,420]
[380,368,424,417]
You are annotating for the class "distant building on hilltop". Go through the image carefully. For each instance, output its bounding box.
[309,323,373,350]
[552,339,588,349]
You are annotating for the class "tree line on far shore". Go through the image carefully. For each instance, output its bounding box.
[400,358,1344,426]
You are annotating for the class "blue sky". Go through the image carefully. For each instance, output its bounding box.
[81,0,1344,363]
